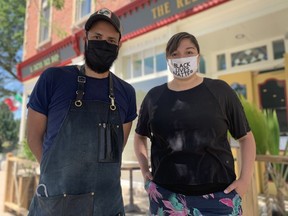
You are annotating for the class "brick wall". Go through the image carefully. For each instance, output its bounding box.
[23,0,133,61]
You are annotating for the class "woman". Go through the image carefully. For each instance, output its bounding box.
[134,32,256,215]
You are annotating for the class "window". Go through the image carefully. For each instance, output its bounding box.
[199,56,206,74]
[39,0,51,43]
[133,60,142,78]
[133,53,142,78]
[272,39,285,60]
[122,46,167,80]
[144,57,154,75]
[133,77,168,107]
[217,54,226,71]
[143,49,154,75]
[231,83,247,98]
[75,0,92,21]
[156,53,167,72]
[231,46,267,67]
[123,56,132,79]
[259,79,288,133]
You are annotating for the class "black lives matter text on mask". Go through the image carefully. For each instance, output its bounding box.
[173,62,192,76]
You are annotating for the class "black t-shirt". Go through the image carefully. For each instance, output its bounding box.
[135,78,250,195]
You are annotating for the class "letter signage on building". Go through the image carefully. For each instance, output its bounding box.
[119,0,228,37]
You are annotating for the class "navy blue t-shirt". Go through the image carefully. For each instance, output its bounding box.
[28,65,137,156]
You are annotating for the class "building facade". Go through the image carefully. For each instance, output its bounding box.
[18,0,288,161]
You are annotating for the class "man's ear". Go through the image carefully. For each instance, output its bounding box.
[118,41,122,48]
[84,32,88,49]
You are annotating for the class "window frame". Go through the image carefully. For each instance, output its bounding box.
[74,0,93,26]
[38,0,52,46]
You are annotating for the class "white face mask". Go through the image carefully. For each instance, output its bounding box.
[167,55,198,79]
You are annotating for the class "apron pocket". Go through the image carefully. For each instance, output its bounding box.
[98,123,120,163]
[65,193,94,216]
[35,192,94,216]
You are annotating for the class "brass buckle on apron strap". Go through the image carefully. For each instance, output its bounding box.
[75,71,86,107]
[75,90,84,107]
[75,100,82,107]
[76,65,117,110]
[109,95,116,111]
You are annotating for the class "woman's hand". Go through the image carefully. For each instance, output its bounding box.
[224,178,250,198]
[143,171,153,182]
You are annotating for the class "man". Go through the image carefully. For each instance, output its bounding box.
[27,8,137,216]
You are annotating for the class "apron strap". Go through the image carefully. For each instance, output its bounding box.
[74,65,116,111]
[75,65,86,107]
[109,73,116,111]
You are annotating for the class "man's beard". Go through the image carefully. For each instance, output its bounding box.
[84,51,115,74]
[84,40,118,74]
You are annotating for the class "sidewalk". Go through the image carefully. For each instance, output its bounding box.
[122,179,149,216]
[0,160,148,216]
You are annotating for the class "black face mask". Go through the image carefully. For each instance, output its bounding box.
[84,40,118,74]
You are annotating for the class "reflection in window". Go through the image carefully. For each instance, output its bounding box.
[144,57,154,75]
[156,53,167,72]
[132,76,168,107]
[259,79,288,133]
[133,59,142,78]
[123,49,167,80]
[231,83,247,98]
[39,0,51,43]
[217,54,226,71]
[231,46,267,67]
[199,56,206,74]
[123,56,132,79]
[75,0,91,21]
[272,39,285,60]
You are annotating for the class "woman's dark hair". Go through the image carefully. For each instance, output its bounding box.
[166,32,200,58]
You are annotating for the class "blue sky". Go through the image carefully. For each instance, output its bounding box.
[1,70,23,120]
[2,49,24,119]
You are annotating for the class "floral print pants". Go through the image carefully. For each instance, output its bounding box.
[145,181,242,216]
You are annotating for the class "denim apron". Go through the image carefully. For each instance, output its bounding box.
[28,66,125,216]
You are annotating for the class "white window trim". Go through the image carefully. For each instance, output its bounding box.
[214,36,285,74]
[72,0,94,31]
[37,0,52,48]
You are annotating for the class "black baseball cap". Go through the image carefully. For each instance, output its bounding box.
[85,8,122,38]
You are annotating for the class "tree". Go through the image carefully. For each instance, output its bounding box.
[0,0,26,98]
[0,0,65,99]
[0,103,20,153]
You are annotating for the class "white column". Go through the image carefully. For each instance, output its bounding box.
[284,32,288,53]
[18,91,28,144]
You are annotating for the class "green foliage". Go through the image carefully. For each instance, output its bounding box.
[0,0,66,100]
[239,95,280,155]
[18,139,36,162]
[0,0,26,73]
[264,110,280,155]
[0,103,20,153]
[50,0,65,10]
[240,96,268,154]
[240,98,286,214]
[0,0,26,99]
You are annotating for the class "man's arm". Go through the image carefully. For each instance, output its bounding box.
[27,107,47,163]
[122,121,133,149]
